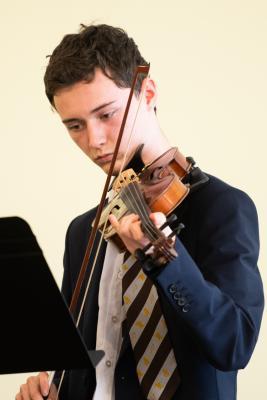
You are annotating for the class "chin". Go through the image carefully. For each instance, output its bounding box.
[100,162,121,176]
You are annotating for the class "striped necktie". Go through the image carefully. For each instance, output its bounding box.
[122,254,181,400]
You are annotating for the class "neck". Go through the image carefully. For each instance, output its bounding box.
[141,131,171,166]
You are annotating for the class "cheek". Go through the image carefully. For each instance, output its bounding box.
[115,118,135,149]
[107,107,132,142]
[69,133,90,153]
[69,133,82,147]
[108,116,121,138]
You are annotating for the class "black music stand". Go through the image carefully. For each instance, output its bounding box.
[0,216,104,374]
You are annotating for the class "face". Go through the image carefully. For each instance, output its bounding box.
[54,69,153,175]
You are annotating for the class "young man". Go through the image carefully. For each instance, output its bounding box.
[16,24,264,400]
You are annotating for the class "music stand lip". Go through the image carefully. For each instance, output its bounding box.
[0,216,104,374]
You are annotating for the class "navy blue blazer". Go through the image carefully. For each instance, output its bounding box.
[58,174,264,400]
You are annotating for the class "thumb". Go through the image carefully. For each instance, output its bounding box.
[149,212,166,228]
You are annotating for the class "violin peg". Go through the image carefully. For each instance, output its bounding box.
[174,223,185,235]
[167,214,178,224]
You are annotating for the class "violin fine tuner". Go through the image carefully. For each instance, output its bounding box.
[135,217,185,271]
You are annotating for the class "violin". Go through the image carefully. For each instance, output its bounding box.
[96,146,194,262]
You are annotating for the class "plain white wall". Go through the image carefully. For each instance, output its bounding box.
[0,0,266,398]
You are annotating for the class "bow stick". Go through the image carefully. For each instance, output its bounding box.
[69,64,150,315]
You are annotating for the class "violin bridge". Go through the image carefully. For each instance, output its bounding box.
[112,168,140,193]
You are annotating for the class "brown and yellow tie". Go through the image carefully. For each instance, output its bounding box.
[122,254,181,400]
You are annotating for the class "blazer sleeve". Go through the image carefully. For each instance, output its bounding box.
[149,187,264,371]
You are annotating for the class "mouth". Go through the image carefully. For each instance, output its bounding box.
[95,153,114,165]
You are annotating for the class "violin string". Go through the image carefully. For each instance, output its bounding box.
[121,182,159,242]
[130,183,160,241]
[120,178,175,263]
[121,184,155,242]
[124,184,173,261]
[130,177,178,260]
[124,183,175,260]
[127,184,154,234]
[128,183,162,243]
[128,182,162,241]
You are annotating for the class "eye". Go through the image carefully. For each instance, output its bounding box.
[99,109,117,121]
[67,122,84,132]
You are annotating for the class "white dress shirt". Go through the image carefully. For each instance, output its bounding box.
[93,240,125,400]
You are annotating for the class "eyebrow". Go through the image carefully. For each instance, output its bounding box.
[62,101,116,124]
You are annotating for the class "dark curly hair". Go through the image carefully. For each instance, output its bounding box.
[44,24,149,106]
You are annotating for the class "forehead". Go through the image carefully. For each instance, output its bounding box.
[53,69,130,118]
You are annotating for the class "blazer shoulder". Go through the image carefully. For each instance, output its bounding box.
[66,206,98,240]
[191,173,257,212]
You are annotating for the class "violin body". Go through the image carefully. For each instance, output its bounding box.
[148,176,189,215]
[140,147,190,215]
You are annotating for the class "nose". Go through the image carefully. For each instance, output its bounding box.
[86,121,106,148]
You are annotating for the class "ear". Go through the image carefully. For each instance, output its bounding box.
[140,77,158,111]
